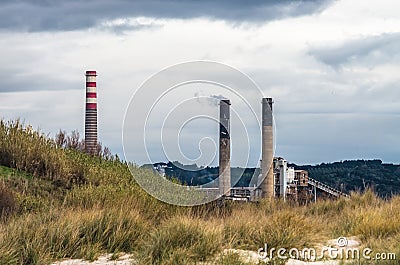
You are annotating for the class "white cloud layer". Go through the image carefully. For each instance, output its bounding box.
[0,0,399,165]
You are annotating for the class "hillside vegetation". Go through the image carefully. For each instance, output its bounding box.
[292,160,400,198]
[0,119,399,265]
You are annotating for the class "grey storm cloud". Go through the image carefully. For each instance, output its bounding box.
[0,68,80,93]
[309,33,400,68]
[0,0,333,32]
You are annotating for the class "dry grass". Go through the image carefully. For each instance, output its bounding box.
[1,189,399,264]
[0,206,149,264]
[138,215,223,265]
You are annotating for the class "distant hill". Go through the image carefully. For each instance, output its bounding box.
[290,159,400,198]
[144,161,260,188]
[148,159,400,198]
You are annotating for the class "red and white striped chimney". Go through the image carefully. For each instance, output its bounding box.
[85,70,97,154]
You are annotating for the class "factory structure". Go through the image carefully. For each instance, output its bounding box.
[83,70,348,203]
[216,97,349,203]
[272,157,349,203]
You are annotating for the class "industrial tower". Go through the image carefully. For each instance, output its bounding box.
[85,70,98,154]
[260,98,274,199]
[219,99,231,196]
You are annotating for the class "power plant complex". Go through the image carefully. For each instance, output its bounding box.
[84,70,348,203]
[214,96,348,202]
[213,97,349,202]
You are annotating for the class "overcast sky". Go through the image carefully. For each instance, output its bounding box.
[0,0,399,166]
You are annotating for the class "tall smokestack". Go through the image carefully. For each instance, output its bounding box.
[219,99,231,196]
[85,70,98,154]
[260,98,274,199]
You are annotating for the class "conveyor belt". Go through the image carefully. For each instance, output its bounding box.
[308,177,349,198]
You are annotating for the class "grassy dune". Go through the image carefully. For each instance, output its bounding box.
[0,120,399,264]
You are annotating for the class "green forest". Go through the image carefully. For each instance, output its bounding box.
[291,160,400,198]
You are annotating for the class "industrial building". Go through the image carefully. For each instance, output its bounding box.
[272,157,349,204]
[218,97,349,203]
[227,156,349,203]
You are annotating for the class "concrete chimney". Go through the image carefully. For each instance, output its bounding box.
[85,70,98,154]
[260,98,274,199]
[219,99,231,196]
